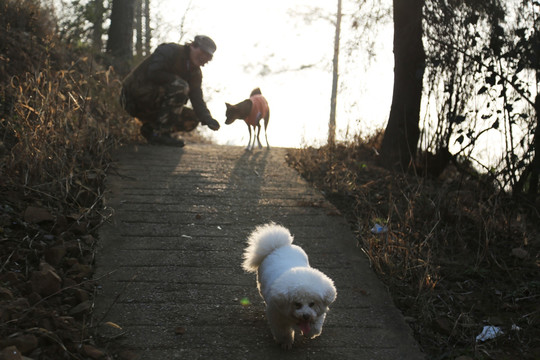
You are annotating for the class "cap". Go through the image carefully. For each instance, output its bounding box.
[194,35,217,55]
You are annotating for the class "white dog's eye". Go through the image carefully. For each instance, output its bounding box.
[309,302,315,307]
[294,302,302,309]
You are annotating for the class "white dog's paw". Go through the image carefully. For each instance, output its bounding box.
[280,341,293,350]
[273,331,294,350]
[277,337,294,350]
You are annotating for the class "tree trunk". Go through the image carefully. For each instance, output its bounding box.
[144,0,151,55]
[91,0,105,51]
[135,0,143,57]
[380,0,425,171]
[328,0,342,147]
[515,94,540,199]
[106,0,135,73]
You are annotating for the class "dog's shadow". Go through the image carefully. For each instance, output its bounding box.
[228,150,269,198]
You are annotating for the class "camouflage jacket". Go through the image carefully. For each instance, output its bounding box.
[122,43,212,123]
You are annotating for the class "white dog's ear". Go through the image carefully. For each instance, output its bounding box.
[272,289,291,307]
[322,285,337,306]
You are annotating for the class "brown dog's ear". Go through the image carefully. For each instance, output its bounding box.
[225,103,232,109]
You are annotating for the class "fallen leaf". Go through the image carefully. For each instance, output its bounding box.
[511,248,528,259]
[105,321,123,330]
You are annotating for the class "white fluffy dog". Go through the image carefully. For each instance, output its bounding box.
[242,223,337,349]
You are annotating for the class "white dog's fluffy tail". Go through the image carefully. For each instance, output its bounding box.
[242,223,293,272]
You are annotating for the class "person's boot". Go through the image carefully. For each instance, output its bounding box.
[140,122,155,140]
[148,133,185,147]
[141,123,184,147]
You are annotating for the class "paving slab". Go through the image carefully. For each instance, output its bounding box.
[93,144,425,359]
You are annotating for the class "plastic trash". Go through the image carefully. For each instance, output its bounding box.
[476,326,503,342]
[370,223,388,234]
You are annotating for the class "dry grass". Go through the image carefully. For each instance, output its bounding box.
[287,133,540,359]
[0,1,141,358]
[4,60,134,206]
[1,0,140,214]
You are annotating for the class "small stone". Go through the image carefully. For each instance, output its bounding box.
[67,263,93,280]
[44,245,67,266]
[81,234,96,245]
[433,317,453,335]
[0,287,14,300]
[1,346,23,360]
[51,214,69,234]
[30,262,62,297]
[27,292,42,306]
[118,350,141,360]
[64,258,79,267]
[82,344,105,359]
[0,272,23,286]
[69,300,93,316]
[511,247,528,259]
[72,288,90,303]
[69,221,88,234]
[23,206,54,223]
[63,278,77,288]
[6,334,38,354]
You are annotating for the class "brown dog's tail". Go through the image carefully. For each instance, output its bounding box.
[250,88,262,97]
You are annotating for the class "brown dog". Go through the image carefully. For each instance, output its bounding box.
[225,88,270,150]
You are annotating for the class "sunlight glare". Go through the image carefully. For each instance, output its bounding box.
[156,0,394,148]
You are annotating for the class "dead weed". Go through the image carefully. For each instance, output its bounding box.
[287,135,540,360]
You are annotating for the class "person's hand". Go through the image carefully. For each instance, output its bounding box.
[205,118,220,131]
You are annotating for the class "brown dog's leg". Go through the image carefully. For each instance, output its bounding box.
[255,124,263,149]
[246,123,253,151]
[264,109,270,148]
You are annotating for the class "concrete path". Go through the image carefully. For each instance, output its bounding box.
[93,144,425,360]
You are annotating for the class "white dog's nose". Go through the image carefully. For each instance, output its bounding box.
[303,314,311,320]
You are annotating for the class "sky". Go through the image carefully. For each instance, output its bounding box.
[154,0,394,148]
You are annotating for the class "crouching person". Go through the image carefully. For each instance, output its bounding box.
[120,35,220,147]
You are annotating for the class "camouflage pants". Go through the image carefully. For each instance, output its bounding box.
[121,77,200,138]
